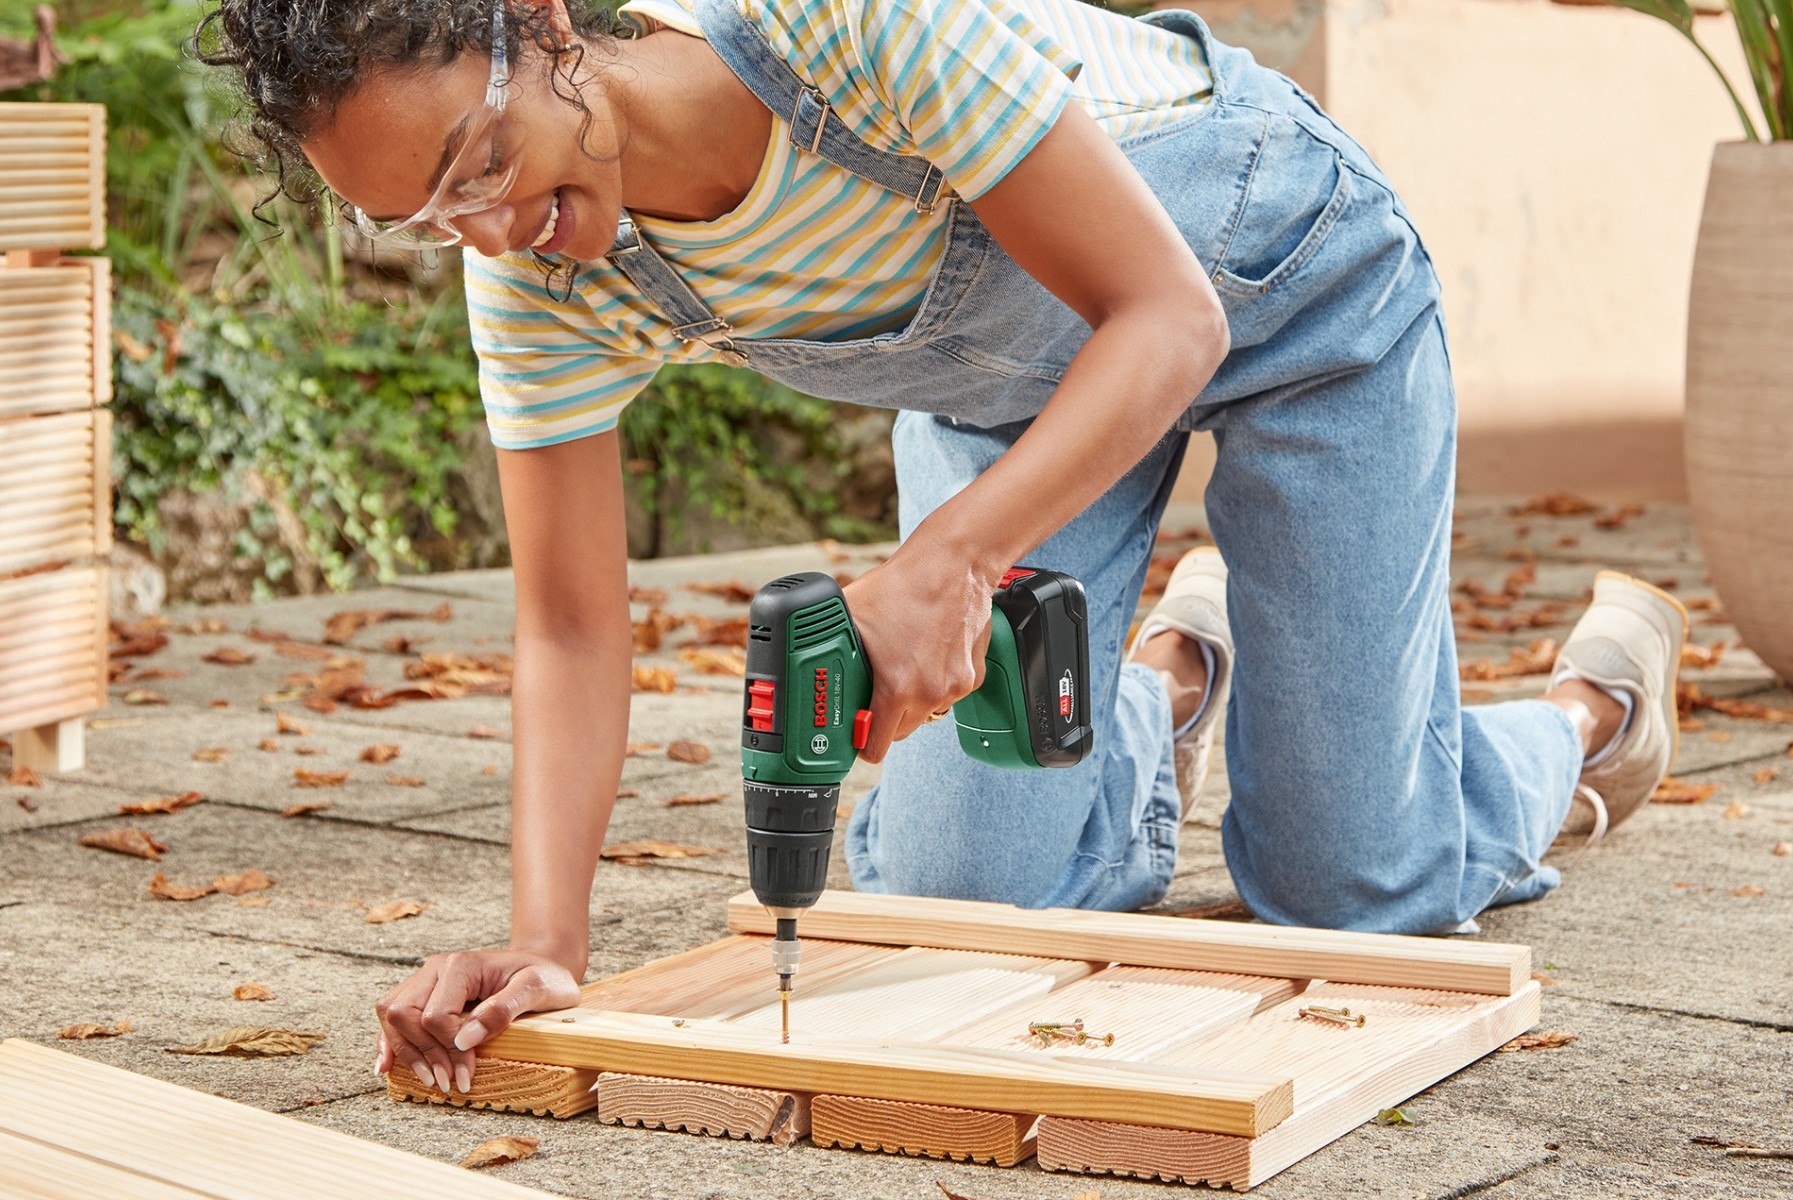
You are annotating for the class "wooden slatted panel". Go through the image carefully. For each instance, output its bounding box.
[579,933,896,1020]
[0,262,97,418]
[0,410,103,575]
[0,1128,208,1200]
[0,1041,559,1199]
[0,104,106,251]
[0,566,105,734]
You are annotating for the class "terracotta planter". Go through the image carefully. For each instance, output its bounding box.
[1685,141,1793,684]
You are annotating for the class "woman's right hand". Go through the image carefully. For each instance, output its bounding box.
[374,948,582,1096]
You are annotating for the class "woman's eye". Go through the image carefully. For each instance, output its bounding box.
[482,138,505,178]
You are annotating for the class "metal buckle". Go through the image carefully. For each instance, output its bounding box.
[913,167,944,216]
[793,85,829,155]
[607,217,640,258]
[675,320,749,369]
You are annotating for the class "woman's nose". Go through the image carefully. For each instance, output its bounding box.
[451,204,516,257]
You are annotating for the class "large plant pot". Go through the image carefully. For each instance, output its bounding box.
[1685,141,1793,684]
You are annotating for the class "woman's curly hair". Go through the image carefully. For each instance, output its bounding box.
[196,0,623,214]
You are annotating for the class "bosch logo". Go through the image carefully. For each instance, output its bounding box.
[813,667,829,727]
[1059,670,1075,723]
[810,733,830,755]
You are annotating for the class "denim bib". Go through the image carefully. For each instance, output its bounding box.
[605,0,1441,432]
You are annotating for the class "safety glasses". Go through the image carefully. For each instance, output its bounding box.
[351,7,518,248]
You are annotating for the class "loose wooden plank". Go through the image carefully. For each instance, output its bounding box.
[0,1129,208,1200]
[726,889,1529,995]
[597,1072,810,1144]
[487,1009,1293,1136]
[1035,980,1543,1189]
[387,1056,599,1118]
[0,1040,560,1199]
[810,1095,1036,1165]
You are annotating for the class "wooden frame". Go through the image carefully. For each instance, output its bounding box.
[0,103,106,253]
[397,891,1541,1188]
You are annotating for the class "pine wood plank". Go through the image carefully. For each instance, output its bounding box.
[810,1095,1036,1165]
[726,889,1529,994]
[0,1129,209,1200]
[387,1056,600,1117]
[578,933,895,1019]
[0,566,104,734]
[597,1072,811,1145]
[0,104,105,251]
[486,1009,1294,1136]
[1035,980,1543,1188]
[13,715,82,774]
[0,1040,561,1199]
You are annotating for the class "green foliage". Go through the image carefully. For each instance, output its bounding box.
[1610,0,1792,141]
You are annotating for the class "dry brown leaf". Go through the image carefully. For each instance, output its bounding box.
[233,982,275,1001]
[58,1020,132,1040]
[1774,841,1791,857]
[244,627,291,643]
[165,1027,325,1057]
[666,740,711,765]
[632,607,685,654]
[1071,1193,1103,1200]
[467,726,501,740]
[1681,642,1728,669]
[678,646,747,676]
[118,791,204,816]
[600,839,721,861]
[680,614,751,647]
[629,585,668,605]
[1755,767,1781,786]
[323,602,452,645]
[275,711,309,736]
[1707,731,1733,743]
[616,789,640,799]
[109,619,170,657]
[1512,493,1597,517]
[383,633,432,654]
[682,579,756,603]
[1731,884,1766,898]
[459,1135,540,1170]
[934,1184,989,1200]
[665,793,726,807]
[1530,971,1558,987]
[1652,777,1720,805]
[213,869,275,896]
[203,646,257,666]
[192,747,229,763]
[280,801,335,819]
[292,768,350,789]
[16,795,37,813]
[386,773,426,787]
[1594,503,1646,529]
[1497,1030,1578,1053]
[131,668,184,682]
[366,899,428,924]
[359,744,401,764]
[624,742,663,756]
[632,664,677,693]
[293,745,323,756]
[122,689,168,706]
[272,641,333,662]
[147,873,216,901]
[257,738,281,752]
[1706,696,1793,723]
[1459,639,1558,682]
[480,764,499,776]
[80,828,168,861]
[1723,801,1752,820]
[8,765,42,787]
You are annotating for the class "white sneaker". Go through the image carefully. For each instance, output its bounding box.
[1551,571,1688,842]
[1127,547,1233,821]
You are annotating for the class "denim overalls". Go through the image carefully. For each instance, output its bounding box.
[607,0,1583,934]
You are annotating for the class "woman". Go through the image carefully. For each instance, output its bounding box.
[202,0,1685,1100]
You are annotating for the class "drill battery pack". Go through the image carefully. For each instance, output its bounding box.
[953,567,1093,770]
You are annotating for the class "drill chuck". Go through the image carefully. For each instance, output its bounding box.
[744,780,836,912]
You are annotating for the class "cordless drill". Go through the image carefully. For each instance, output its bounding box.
[740,566,1092,1041]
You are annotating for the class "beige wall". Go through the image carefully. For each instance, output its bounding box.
[1169,0,1756,501]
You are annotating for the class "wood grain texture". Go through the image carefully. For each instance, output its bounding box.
[487,1009,1293,1136]
[0,262,95,420]
[597,1072,810,1144]
[0,1129,208,1200]
[0,1039,559,1199]
[0,104,106,251]
[387,1055,600,1117]
[0,410,103,576]
[1035,980,1543,1189]
[0,566,105,734]
[580,934,894,1020]
[726,890,1530,995]
[13,715,83,773]
[810,1094,1035,1165]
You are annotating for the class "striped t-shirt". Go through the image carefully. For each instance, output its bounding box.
[470,0,1213,450]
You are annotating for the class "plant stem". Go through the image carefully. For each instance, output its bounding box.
[1688,30,1765,142]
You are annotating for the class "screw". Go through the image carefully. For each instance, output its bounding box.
[1298,1005,1366,1027]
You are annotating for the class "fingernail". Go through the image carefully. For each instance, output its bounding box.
[433,1064,452,1095]
[409,1059,431,1087]
[455,1065,472,1095]
[454,1020,487,1052]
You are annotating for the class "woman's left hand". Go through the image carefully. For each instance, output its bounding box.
[841,547,994,764]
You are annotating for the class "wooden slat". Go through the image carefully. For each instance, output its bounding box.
[0,1128,207,1200]
[0,260,99,418]
[1035,980,1543,1188]
[0,1041,560,1199]
[0,567,104,732]
[486,1008,1294,1136]
[726,890,1530,995]
[387,1057,599,1118]
[0,104,105,251]
[579,933,896,1020]
[597,1072,811,1145]
[810,1095,1036,1165]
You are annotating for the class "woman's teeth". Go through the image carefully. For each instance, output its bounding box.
[533,193,560,248]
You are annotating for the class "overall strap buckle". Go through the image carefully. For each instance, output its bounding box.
[913,165,946,215]
[791,85,831,155]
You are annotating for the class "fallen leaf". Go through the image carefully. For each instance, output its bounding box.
[233,982,275,1001]
[632,607,685,653]
[682,579,756,603]
[632,664,677,693]
[367,899,428,924]
[1774,841,1791,857]
[1530,971,1558,986]
[1459,639,1558,682]
[245,627,292,643]
[1652,777,1719,805]
[665,793,725,807]
[1498,1031,1578,1052]
[1594,503,1645,529]
[382,634,432,654]
[1730,884,1766,898]
[1723,801,1752,820]
[147,873,216,901]
[275,711,309,736]
[1511,493,1596,517]
[293,745,323,756]
[629,585,668,605]
[118,791,204,816]
[109,619,170,657]
[58,1021,132,1040]
[122,689,168,706]
[130,668,184,682]
[1681,642,1728,669]
[8,765,42,787]
[467,726,501,740]
[386,773,426,787]
[212,869,275,896]
[1704,696,1793,723]
[935,1184,989,1200]
[272,641,333,662]
[481,764,499,776]
[80,828,168,861]
[179,618,229,635]
[165,1027,324,1057]
[192,747,229,763]
[616,789,640,799]
[600,840,721,861]
[678,646,747,676]
[624,742,663,756]
[1373,1107,1417,1126]
[1707,731,1733,743]
[1755,767,1781,786]
[257,738,281,753]
[203,646,257,666]
[360,744,401,764]
[323,602,452,645]
[292,768,350,788]
[666,740,711,764]
[16,795,37,813]
[1070,1192,1103,1200]
[680,615,751,647]
[280,801,335,819]
[459,1135,540,1170]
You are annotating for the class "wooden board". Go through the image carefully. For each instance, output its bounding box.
[387,1056,599,1117]
[0,261,101,419]
[0,409,107,577]
[0,565,106,736]
[810,1094,1036,1165]
[0,1040,561,1199]
[597,1072,810,1144]
[727,889,1530,995]
[0,104,106,252]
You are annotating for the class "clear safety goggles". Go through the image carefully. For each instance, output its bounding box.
[351,7,518,248]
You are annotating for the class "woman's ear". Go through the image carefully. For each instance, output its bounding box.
[514,0,577,46]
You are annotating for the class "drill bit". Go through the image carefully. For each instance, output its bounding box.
[771,916,800,1044]
[780,986,791,1044]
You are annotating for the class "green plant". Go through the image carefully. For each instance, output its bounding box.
[1612,1,1791,141]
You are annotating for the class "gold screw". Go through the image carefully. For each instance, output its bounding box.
[1298,1004,1367,1027]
